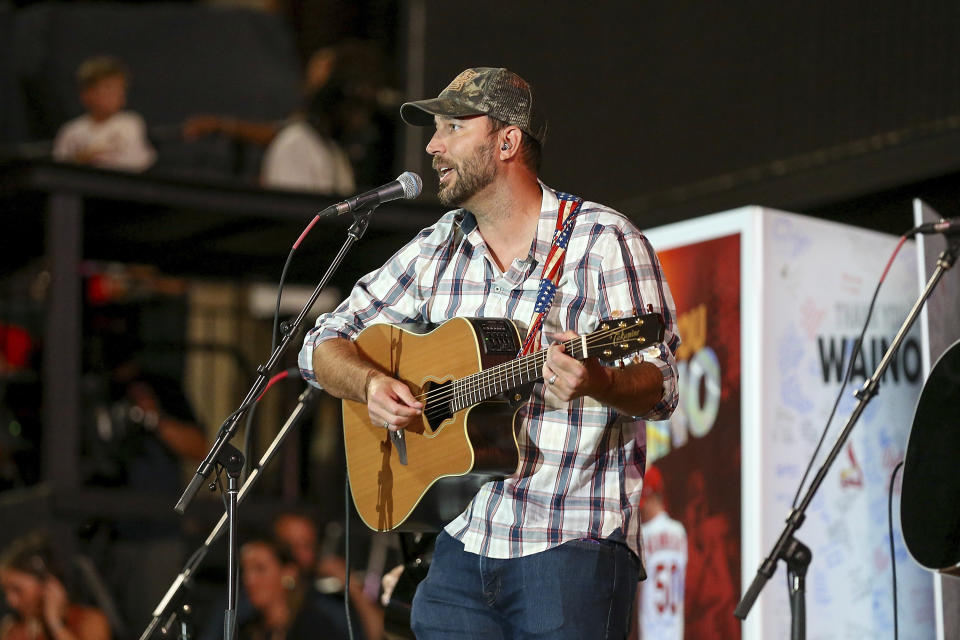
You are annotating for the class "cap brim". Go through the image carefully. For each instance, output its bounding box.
[400,97,487,126]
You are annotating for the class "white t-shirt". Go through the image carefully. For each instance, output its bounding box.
[639,511,687,640]
[261,121,355,195]
[53,111,156,172]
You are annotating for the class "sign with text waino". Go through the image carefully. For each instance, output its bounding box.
[644,208,934,640]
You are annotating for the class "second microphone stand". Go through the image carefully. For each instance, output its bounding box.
[139,387,319,640]
[175,205,377,516]
[150,205,378,640]
[734,234,960,638]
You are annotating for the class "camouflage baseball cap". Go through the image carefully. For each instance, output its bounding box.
[401,67,547,144]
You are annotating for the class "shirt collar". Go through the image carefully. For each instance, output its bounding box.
[531,181,560,264]
[453,181,560,264]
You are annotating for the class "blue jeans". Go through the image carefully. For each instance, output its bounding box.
[410,531,639,639]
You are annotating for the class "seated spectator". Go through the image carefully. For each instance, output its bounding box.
[81,317,208,630]
[272,512,381,640]
[260,83,355,195]
[52,56,156,172]
[239,537,363,640]
[183,40,393,191]
[0,533,110,640]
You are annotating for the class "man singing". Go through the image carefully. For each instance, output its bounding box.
[299,67,680,639]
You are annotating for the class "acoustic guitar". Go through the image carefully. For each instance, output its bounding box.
[342,313,664,532]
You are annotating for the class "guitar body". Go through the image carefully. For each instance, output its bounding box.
[342,312,664,532]
[343,317,525,532]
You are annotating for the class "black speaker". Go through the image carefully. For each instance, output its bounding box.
[901,338,960,575]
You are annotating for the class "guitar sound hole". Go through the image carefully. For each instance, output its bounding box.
[423,380,453,432]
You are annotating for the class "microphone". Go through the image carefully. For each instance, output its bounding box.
[323,172,422,216]
[909,218,960,236]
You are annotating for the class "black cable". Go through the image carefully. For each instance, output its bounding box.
[790,290,877,507]
[344,476,355,640]
[240,403,257,483]
[791,236,907,508]
[193,213,323,486]
[239,242,297,479]
[888,460,904,640]
[238,240,298,478]
[273,247,297,354]
[216,465,228,510]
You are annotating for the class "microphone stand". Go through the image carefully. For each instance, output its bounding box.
[734,234,960,638]
[144,205,377,640]
[223,444,243,640]
[139,386,319,640]
[175,205,377,516]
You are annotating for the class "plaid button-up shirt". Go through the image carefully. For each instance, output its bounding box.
[299,184,680,560]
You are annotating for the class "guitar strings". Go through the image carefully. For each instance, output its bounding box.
[419,345,560,420]
[413,325,644,420]
[421,340,571,423]
[416,329,629,407]
[461,325,647,401]
[420,334,622,422]
[417,337,575,407]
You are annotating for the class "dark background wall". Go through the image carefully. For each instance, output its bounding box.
[3,1,960,281]
[1,4,958,635]
[4,1,960,236]
[410,0,960,230]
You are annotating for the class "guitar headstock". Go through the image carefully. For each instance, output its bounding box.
[583,313,665,361]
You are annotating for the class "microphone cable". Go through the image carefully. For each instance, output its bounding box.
[887,460,905,640]
[789,234,909,508]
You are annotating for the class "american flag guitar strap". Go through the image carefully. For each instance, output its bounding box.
[517,192,584,356]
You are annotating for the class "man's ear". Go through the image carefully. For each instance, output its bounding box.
[499,126,523,159]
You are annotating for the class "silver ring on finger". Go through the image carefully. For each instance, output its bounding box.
[382,420,390,429]
[548,374,558,385]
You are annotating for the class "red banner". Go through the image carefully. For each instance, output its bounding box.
[648,233,742,640]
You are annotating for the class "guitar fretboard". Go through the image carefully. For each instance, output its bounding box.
[449,337,585,412]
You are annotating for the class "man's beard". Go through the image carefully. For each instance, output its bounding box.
[437,139,498,207]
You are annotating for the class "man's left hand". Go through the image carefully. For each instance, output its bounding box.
[542,331,613,403]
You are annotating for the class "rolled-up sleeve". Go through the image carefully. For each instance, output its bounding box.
[596,228,680,421]
[298,231,432,387]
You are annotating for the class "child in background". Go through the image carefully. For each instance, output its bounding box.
[53,56,155,172]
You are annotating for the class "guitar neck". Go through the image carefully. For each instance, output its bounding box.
[450,337,584,412]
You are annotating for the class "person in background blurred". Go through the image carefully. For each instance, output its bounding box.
[81,314,208,631]
[238,538,313,640]
[260,81,356,194]
[272,511,382,640]
[82,319,208,497]
[52,56,155,172]
[239,537,368,640]
[634,465,686,640]
[0,534,110,640]
[182,40,393,191]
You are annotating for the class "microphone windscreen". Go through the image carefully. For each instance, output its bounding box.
[397,172,422,200]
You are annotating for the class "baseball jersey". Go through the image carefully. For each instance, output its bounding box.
[639,511,687,640]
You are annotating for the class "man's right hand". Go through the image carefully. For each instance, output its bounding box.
[365,372,424,432]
